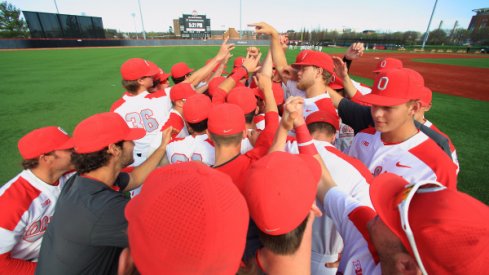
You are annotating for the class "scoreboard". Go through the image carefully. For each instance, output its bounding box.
[179,13,211,39]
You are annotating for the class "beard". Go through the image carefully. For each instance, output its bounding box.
[296,78,312,91]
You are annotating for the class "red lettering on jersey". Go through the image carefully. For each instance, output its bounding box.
[23,216,51,242]
[362,141,369,147]
[353,259,363,275]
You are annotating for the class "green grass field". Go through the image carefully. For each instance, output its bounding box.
[412,58,489,68]
[0,46,488,204]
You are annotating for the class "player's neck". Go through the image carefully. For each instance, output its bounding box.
[82,162,121,187]
[381,120,418,144]
[214,145,241,167]
[30,167,64,186]
[306,82,328,98]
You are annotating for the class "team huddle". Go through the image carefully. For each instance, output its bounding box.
[1,22,487,275]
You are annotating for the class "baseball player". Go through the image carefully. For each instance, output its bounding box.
[347,68,458,188]
[316,170,488,275]
[111,58,172,167]
[35,112,172,275]
[121,162,249,274]
[0,126,74,274]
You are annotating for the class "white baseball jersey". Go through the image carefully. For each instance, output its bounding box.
[348,128,457,189]
[423,119,459,173]
[0,170,74,262]
[351,79,372,95]
[165,134,213,166]
[111,90,172,166]
[323,187,381,275]
[161,109,189,140]
[191,137,254,166]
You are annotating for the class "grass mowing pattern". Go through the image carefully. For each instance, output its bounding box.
[0,46,487,203]
[412,58,489,69]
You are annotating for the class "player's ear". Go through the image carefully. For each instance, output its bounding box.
[118,247,138,275]
[408,100,421,117]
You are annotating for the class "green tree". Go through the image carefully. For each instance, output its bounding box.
[427,29,447,45]
[0,1,28,38]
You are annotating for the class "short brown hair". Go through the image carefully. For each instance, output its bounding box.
[208,132,243,147]
[71,141,123,174]
[121,79,141,94]
[258,215,309,255]
[22,158,39,170]
[321,69,332,85]
[307,121,336,136]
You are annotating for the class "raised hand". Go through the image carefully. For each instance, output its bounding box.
[344,42,364,60]
[332,56,348,79]
[216,36,235,62]
[248,22,278,36]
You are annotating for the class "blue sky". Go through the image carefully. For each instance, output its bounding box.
[9,0,488,33]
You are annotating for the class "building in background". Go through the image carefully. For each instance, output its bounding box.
[468,8,489,32]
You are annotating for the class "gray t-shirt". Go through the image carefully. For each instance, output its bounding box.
[35,173,130,275]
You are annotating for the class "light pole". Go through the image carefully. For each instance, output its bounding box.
[137,0,147,40]
[421,0,439,50]
[53,0,60,13]
[131,13,139,40]
[239,0,242,39]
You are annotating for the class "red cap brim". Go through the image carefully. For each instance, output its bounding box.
[125,128,146,141]
[358,93,410,107]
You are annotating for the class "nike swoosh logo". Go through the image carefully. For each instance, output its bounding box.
[223,129,232,133]
[265,227,280,233]
[396,162,411,168]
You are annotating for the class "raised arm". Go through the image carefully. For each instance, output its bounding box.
[333,56,359,99]
[185,37,235,87]
[250,22,291,84]
[124,127,172,192]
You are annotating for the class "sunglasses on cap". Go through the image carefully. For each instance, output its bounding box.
[396,180,446,275]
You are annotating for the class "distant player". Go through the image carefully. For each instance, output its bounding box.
[0,127,73,274]
[111,58,172,166]
[160,82,196,139]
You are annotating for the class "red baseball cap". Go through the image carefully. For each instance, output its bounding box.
[183,93,212,123]
[154,68,170,83]
[254,82,285,105]
[67,112,145,154]
[373,57,403,73]
[233,56,244,67]
[208,103,245,135]
[170,82,196,102]
[295,50,313,63]
[126,162,249,275]
[171,62,194,79]
[292,51,334,74]
[18,126,72,159]
[420,87,432,107]
[306,109,340,131]
[243,151,321,236]
[370,173,489,274]
[358,68,425,106]
[226,87,257,114]
[120,58,159,81]
[328,73,344,90]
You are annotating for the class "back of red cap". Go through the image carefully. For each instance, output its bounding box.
[227,87,257,114]
[208,103,245,135]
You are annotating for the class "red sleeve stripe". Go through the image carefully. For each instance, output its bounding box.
[110,97,126,112]
[348,206,379,264]
[325,146,373,184]
[409,139,458,189]
[0,177,41,231]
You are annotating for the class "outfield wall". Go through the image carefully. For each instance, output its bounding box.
[0,39,269,49]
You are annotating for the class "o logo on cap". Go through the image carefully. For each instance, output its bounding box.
[377,77,389,91]
[380,60,387,68]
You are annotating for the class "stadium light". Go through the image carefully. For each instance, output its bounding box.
[131,13,139,40]
[421,0,439,49]
[137,0,147,40]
